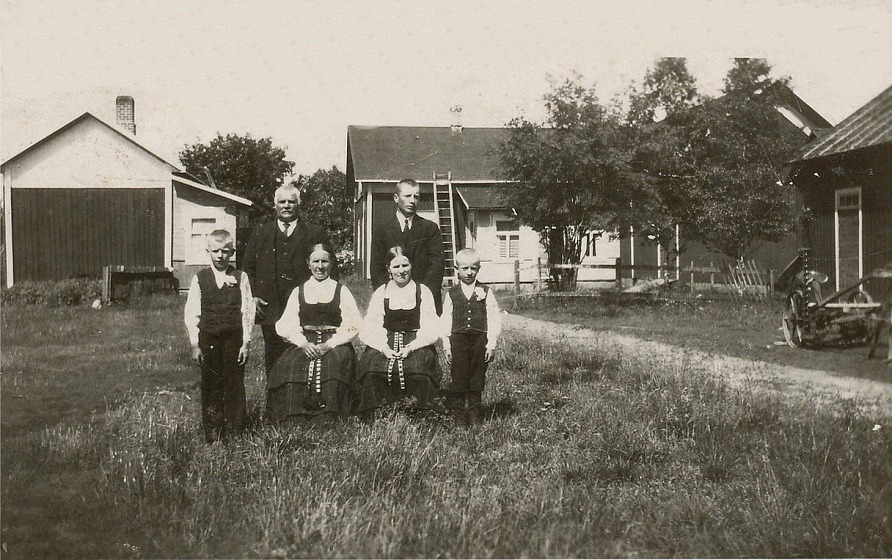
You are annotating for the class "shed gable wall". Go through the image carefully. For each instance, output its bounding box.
[3,118,172,188]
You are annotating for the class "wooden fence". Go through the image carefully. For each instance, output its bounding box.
[509,257,775,300]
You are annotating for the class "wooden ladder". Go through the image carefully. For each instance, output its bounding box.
[433,171,457,286]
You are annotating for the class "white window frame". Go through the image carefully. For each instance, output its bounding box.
[834,186,863,291]
[187,218,218,265]
[496,219,520,260]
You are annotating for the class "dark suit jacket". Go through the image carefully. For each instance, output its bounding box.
[243,220,334,325]
[371,214,445,311]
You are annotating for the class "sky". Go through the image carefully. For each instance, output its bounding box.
[2,0,890,177]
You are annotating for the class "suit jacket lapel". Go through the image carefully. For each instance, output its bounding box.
[288,222,308,265]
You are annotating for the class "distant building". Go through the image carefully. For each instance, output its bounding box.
[346,125,618,287]
[621,85,834,283]
[789,84,892,291]
[1,97,252,289]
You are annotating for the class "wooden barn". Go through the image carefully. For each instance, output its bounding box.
[1,97,252,290]
[788,84,892,292]
[620,86,833,284]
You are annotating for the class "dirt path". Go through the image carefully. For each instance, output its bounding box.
[504,313,892,417]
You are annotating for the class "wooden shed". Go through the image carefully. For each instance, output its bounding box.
[1,101,252,289]
[789,85,892,291]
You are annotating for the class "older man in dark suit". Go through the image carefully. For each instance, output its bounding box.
[243,184,335,375]
[370,178,445,314]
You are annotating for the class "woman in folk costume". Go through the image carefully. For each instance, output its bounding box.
[354,246,442,417]
[267,244,361,423]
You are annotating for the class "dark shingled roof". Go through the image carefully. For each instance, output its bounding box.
[456,185,509,209]
[793,85,892,163]
[347,126,508,182]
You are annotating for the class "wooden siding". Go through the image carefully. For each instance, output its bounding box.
[862,167,892,275]
[10,188,165,281]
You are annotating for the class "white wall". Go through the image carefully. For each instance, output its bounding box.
[2,117,172,188]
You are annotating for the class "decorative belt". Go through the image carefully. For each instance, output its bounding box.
[387,332,407,390]
[304,327,337,395]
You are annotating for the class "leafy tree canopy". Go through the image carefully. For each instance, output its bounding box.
[629,58,804,260]
[291,166,352,252]
[179,133,295,226]
[500,76,649,288]
[627,57,699,126]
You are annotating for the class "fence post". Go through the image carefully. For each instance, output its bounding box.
[536,257,542,292]
[689,261,695,295]
[769,269,775,294]
[709,261,715,289]
[615,257,623,292]
[513,260,520,306]
[102,266,111,304]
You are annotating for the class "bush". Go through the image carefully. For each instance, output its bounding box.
[1,278,102,307]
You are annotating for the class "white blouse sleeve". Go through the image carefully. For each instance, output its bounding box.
[326,285,361,348]
[406,284,441,350]
[240,271,256,346]
[440,290,454,346]
[485,289,502,351]
[183,275,202,347]
[359,286,390,352]
[275,285,309,347]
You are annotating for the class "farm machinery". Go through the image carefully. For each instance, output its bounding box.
[780,249,891,350]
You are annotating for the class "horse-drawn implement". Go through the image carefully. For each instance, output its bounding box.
[780,249,892,351]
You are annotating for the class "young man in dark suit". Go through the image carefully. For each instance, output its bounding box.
[370,179,445,314]
[243,184,335,375]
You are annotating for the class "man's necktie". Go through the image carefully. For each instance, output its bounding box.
[404,218,410,232]
[283,222,291,236]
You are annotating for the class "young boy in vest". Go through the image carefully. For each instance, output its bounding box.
[441,248,502,424]
[184,229,256,442]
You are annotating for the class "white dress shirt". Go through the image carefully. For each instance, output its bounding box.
[183,266,256,347]
[441,280,502,352]
[397,212,414,232]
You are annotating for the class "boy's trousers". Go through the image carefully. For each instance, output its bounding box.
[448,332,489,394]
[199,329,247,440]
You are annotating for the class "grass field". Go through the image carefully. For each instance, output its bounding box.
[2,290,891,558]
[512,291,892,383]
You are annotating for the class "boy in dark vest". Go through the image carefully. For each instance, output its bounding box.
[184,229,256,442]
[441,248,502,424]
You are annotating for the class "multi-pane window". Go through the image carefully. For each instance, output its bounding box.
[836,189,861,210]
[496,220,520,259]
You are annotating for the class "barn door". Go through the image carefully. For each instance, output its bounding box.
[835,187,862,291]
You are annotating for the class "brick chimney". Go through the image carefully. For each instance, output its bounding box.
[450,105,463,132]
[115,96,136,135]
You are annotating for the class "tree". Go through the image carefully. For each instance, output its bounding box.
[629,58,804,260]
[626,58,700,252]
[500,76,648,289]
[627,57,699,126]
[179,133,295,226]
[292,165,352,252]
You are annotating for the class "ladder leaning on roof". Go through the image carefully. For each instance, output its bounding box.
[433,171,457,286]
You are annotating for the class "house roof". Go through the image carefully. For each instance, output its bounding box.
[456,185,509,209]
[347,126,508,182]
[793,84,892,163]
[1,112,251,207]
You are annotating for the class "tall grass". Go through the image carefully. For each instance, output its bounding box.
[26,327,892,558]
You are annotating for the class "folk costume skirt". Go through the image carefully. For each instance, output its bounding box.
[353,330,442,415]
[266,330,356,423]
